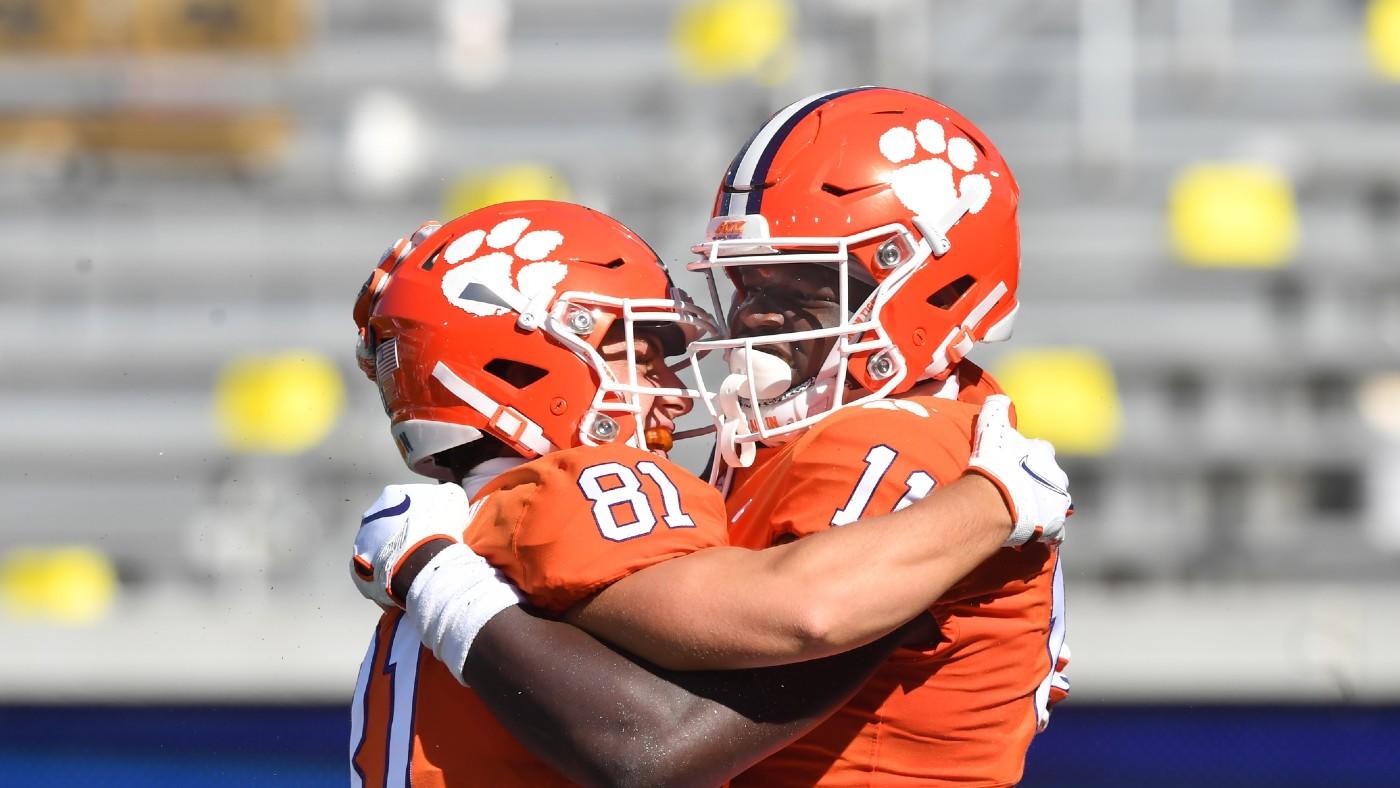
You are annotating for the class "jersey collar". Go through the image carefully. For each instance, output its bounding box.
[460,456,528,499]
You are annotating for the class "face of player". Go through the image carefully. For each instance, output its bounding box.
[727,263,853,390]
[598,323,692,454]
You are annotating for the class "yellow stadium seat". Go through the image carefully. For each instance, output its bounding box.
[673,0,793,82]
[129,0,305,54]
[214,351,345,454]
[1169,162,1298,268]
[80,110,291,164]
[1,546,117,624]
[994,348,1123,456]
[1368,0,1400,80]
[0,0,92,52]
[441,164,571,219]
[0,113,79,154]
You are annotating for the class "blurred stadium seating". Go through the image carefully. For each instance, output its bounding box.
[2,0,1399,783]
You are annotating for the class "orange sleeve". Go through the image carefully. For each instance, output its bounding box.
[463,445,729,614]
[765,398,982,541]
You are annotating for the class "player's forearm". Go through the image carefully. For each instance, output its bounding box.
[569,474,1010,671]
[464,604,909,788]
[463,607,703,787]
[764,473,1011,655]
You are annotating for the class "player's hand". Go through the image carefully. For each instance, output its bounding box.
[351,483,472,608]
[964,395,1072,546]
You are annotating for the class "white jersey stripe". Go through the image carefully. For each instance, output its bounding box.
[348,626,378,788]
[1033,550,1069,730]
[384,617,424,788]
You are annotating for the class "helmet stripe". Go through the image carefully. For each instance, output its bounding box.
[720,122,767,215]
[722,86,876,217]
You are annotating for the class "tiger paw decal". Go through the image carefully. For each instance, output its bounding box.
[879,118,993,226]
[440,217,568,317]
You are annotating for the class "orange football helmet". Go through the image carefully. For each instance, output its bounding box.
[354,201,716,480]
[687,87,1020,466]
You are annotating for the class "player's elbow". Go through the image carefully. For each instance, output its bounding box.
[787,583,893,659]
[787,600,843,656]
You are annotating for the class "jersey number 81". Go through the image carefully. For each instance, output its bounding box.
[577,461,695,541]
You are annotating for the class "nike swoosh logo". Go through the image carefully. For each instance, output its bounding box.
[361,495,410,525]
[1020,458,1069,499]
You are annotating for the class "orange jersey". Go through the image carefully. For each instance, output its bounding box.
[350,444,729,788]
[727,371,1067,787]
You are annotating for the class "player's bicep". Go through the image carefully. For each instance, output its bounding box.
[563,545,774,665]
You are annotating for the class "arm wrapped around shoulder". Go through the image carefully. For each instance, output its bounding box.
[963,395,1073,546]
[350,482,476,607]
[405,542,524,685]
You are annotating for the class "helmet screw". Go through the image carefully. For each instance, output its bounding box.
[589,414,619,442]
[867,351,895,380]
[566,308,595,335]
[550,398,567,415]
[912,327,926,346]
[876,239,903,269]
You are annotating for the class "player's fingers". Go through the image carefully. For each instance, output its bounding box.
[362,484,413,521]
[1026,439,1069,488]
[978,395,1012,428]
[432,481,469,507]
[1028,437,1056,459]
[351,554,375,582]
[1031,516,1067,545]
[974,395,1013,448]
[420,484,470,529]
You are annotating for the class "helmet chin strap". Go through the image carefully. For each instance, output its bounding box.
[922,280,1011,379]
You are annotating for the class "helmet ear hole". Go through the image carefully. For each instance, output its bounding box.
[927,275,977,310]
[483,359,549,389]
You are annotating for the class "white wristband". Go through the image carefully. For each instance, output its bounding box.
[405,543,523,686]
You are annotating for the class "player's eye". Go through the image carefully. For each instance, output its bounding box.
[631,335,662,363]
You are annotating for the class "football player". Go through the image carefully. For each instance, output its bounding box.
[661,86,1069,785]
[348,199,1069,786]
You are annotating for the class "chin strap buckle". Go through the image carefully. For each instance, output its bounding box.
[946,328,974,366]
